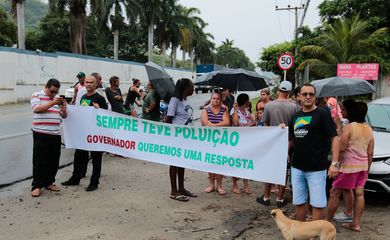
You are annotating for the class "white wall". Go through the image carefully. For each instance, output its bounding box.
[0,47,193,104]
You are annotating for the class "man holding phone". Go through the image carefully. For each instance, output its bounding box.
[30,78,67,197]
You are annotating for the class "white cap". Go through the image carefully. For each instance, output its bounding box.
[278,81,292,92]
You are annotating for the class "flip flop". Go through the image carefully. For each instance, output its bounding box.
[204,186,215,193]
[181,190,197,198]
[46,184,61,192]
[217,188,226,195]
[342,223,361,232]
[170,195,189,202]
[31,188,41,197]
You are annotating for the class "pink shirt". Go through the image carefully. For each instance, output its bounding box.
[340,122,373,173]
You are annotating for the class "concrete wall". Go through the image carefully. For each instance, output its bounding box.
[0,47,193,104]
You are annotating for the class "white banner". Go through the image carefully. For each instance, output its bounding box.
[63,106,289,185]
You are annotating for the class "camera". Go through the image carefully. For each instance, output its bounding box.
[60,94,72,103]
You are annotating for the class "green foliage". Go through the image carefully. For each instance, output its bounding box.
[299,17,389,78]
[0,0,48,30]
[0,6,16,46]
[26,13,70,52]
[215,39,255,70]
[257,41,295,80]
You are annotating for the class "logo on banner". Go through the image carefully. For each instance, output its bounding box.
[81,99,91,106]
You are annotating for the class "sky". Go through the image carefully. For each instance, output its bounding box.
[179,0,323,63]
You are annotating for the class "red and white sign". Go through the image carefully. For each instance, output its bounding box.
[277,53,294,70]
[337,63,379,80]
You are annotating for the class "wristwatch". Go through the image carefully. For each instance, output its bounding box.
[331,162,340,168]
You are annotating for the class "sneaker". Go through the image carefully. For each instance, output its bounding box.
[334,211,353,223]
[61,178,80,186]
[85,184,98,192]
[256,196,270,206]
[276,198,288,208]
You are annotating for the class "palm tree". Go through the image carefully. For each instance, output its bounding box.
[298,16,388,78]
[103,0,141,60]
[139,0,175,62]
[11,0,25,49]
[49,0,105,54]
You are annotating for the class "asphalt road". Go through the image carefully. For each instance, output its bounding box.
[0,91,259,186]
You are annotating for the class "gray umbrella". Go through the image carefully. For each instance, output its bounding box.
[144,61,175,101]
[194,68,268,91]
[311,76,376,97]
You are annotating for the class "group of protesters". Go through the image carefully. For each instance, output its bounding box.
[30,73,373,232]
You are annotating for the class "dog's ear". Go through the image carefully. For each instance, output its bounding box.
[270,210,276,218]
[281,209,287,214]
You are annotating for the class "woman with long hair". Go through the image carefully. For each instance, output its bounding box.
[200,92,231,195]
[124,78,143,117]
[166,78,196,202]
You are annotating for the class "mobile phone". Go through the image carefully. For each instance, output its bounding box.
[60,95,65,98]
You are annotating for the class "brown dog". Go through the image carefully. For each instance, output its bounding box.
[270,209,336,240]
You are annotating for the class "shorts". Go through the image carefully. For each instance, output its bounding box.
[332,171,368,189]
[291,167,327,208]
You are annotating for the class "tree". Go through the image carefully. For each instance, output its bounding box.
[0,7,16,46]
[139,0,175,61]
[26,12,70,52]
[48,0,105,54]
[298,17,388,78]
[11,0,25,49]
[216,39,255,70]
[103,0,141,60]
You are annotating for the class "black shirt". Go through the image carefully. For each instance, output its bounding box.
[289,107,337,171]
[80,92,108,110]
[105,87,124,113]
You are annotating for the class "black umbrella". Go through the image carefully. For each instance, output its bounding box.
[194,68,268,91]
[311,76,376,97]
[144,61,175,100]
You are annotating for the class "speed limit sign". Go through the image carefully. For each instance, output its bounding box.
[277,53,294,70]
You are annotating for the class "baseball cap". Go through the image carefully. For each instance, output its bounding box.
[278,81,292,92]
[76,72,85,78]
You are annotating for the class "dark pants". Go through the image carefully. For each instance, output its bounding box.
[32,131,61,191]
[72,149,102,185]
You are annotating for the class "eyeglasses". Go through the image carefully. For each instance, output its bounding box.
[301,92,315,97]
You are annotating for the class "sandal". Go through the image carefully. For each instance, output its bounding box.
[181,190,197,198]
[204,186,214,193]
[217,188,226,195]
[170,195,189,202]
[342,223,361,232]
[46,184,61,192]
[31,188,41,197]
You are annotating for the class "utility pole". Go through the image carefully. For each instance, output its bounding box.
[275,4,305,86]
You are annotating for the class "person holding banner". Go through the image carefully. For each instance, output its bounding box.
[62,75,108,192]
[30,78,67,197]
[289,83,339,221]
[201,92,231,195]
[230,93,255,194]
[166,78,197,202]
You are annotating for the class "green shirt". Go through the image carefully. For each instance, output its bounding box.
[142,89,160,121]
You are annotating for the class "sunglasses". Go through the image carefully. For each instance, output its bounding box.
[49,89,58,95]
[301,92,315,97]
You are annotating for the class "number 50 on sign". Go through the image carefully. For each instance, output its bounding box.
[277,52,294,70]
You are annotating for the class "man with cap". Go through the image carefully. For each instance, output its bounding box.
[71,72,86,105]
[256,80,299,208]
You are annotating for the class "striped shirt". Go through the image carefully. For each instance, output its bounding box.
[31,90,62,135]
[205,106,226,124]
